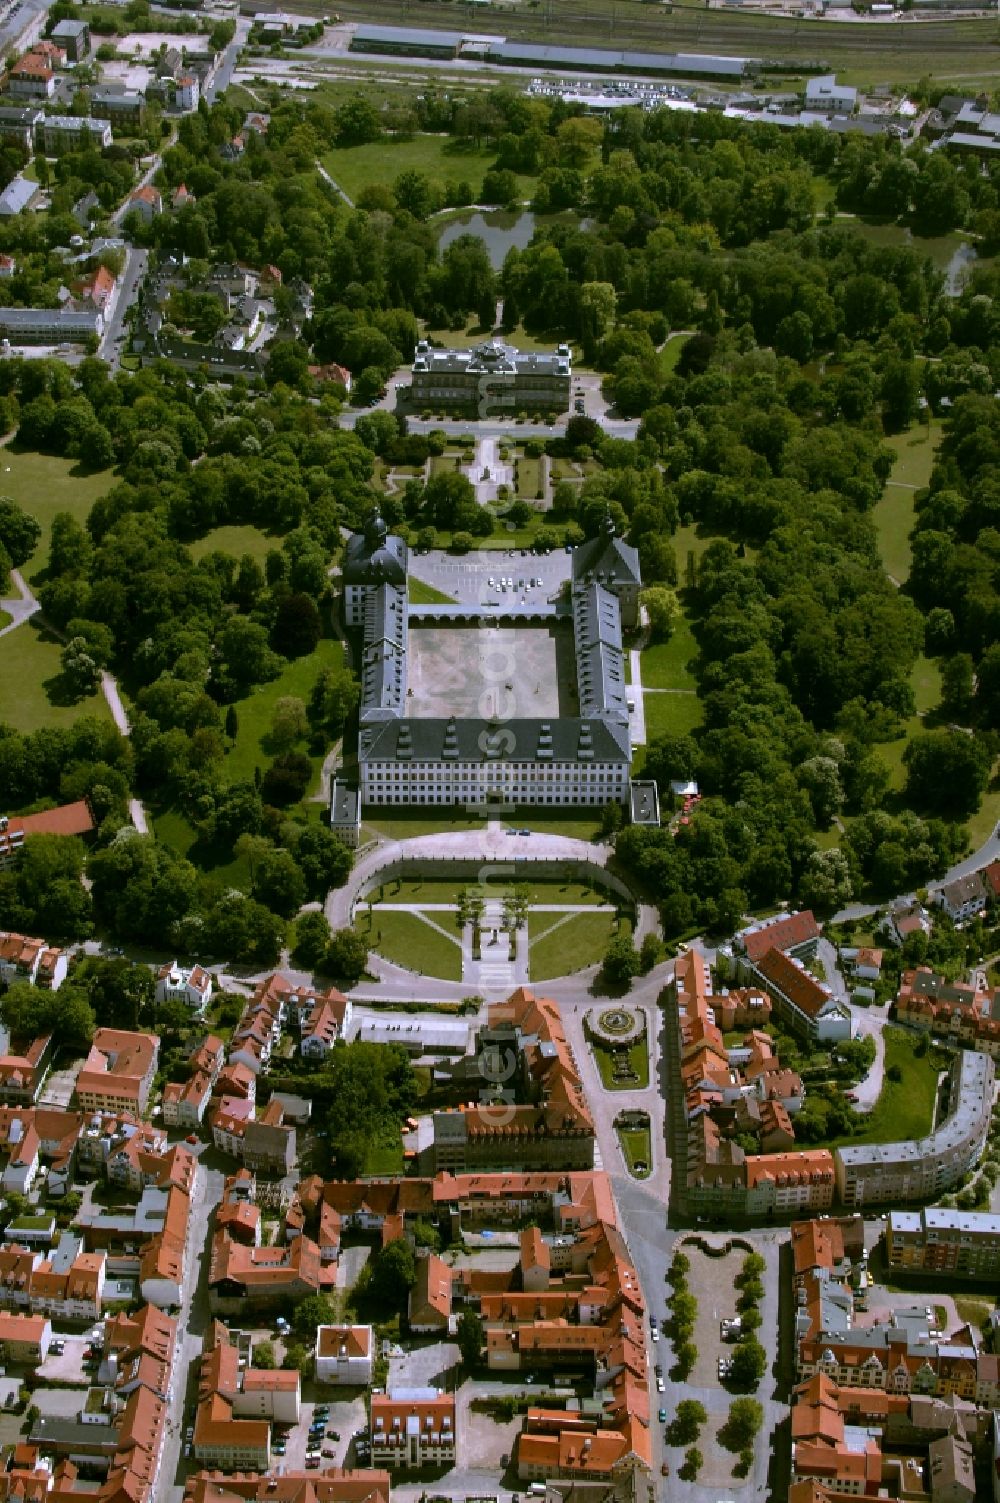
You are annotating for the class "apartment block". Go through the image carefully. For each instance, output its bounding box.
[75,1030,160,1115]
[885,1208,1000,1280]
[370,1388,456,1470]
[835,1051,994,1208]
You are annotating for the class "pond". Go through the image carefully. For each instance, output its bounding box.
[437,209,587,269]
[849,220,982,295]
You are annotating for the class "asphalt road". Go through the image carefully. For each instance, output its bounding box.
[207,17,252,104]
[159,1158,224,1503]
[99,246,147,370]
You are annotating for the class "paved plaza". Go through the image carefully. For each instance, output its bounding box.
[407,622,576,720]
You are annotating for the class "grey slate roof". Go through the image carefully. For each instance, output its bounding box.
[360,583,408,717]
[342,517,408,586]
[572,531,641,589]
[360,714,630,766]
[572,581,628,720]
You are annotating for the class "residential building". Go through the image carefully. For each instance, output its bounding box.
[0,105,40,151]
[0,1311,50,1361]
[208,1230,331,1313]
[22,1235,105,1321]
[408,1252,452,1333]
[90,87,145,127]
[193,1324,272,1471]
[126,186,163,223]
[40,114,110,152]
[0,1035,52,1104]
[893,966,1000,1059]
[216,1169,261,1246]
[750,949,853,1043]
[182,1471,391,1503]
[932,871,989,925]
[0,174,38,217]
[370,1388,457,1470]
[155,961,212,1014]
[50,19,90,60]
[0,932,66,989]
[885,1208,1000,1281]
[7,55,55,99]
[242,1102,297,1176]
[315,1324,374,1385]
[0,306,102,342]
[300,993,351,1059]
[75,1030,160,1115]
[409,337,571,414]
[172,73,199,110]
[835,1051,994,1207]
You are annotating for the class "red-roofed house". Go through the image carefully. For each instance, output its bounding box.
[127,186,162,223]
[370,1389,456,1470]
[76,1031,160,1114]
[315,1324,373,1385]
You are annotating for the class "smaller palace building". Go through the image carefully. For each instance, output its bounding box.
[409,338,572,414]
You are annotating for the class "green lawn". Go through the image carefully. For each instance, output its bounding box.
[0,448,115,582]
[222,638,347,792]
[591,1030,649,1091]
[356,909,464,981]
[373,877,608,907]
[0,619,111,732]
[618,1125,652,1178]
[873,483,916,585]
[0,610,10,630]
[517,455,543,499]
[364,1138,405,1176]
[528,911,623,981]
[188,525,276,566]
[826,1028,942,1149]
[873,422,943,584]
[660,333,687,376]
[910,653,942,715]
[513,808,604,841]
[883,420,943,488]
[642,689,704,743]
[408,576,456,605]
[153,806,253,887]
[641,614,699,693]
[361,809,487,841]
[323,135,534,204]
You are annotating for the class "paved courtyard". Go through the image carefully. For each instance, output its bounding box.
[407,622,575,720]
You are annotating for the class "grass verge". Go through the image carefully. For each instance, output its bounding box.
[528,911,618,980]
[355,909,463,981]
[591,1031,649,1091]
[618,1125,652,1178]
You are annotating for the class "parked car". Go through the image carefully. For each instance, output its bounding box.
[658,1408,667,1424]
[656,1377,664,1393]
